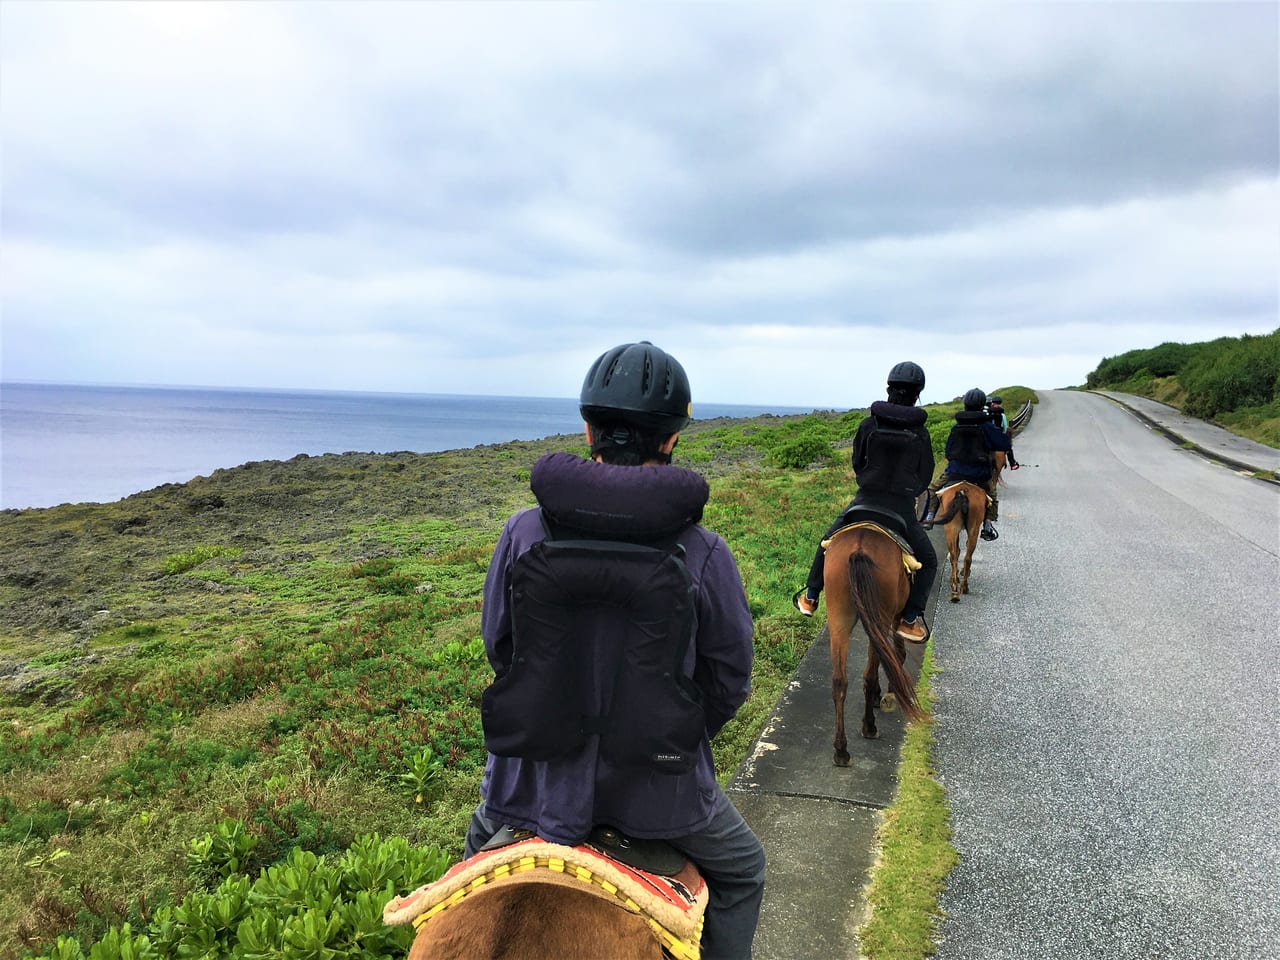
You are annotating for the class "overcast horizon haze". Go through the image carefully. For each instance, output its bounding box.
[2,2,1277,410]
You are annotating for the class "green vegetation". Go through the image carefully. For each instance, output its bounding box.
[0,397,1012,958]
[1085,329,1280,447]
[858,644,958,959]
[162,545,242,576]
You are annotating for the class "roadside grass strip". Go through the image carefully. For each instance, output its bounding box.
[858,642,959,960]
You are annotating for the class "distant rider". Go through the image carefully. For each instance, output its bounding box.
[793,361,937,643]
[465,341,766,959]
[987,395,1020,469]
[924,388,1012,541]
[987,394,1009,434]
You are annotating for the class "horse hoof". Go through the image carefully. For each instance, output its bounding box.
[834,752,851,767]
[962,586,970,594]
[861,726,879,740]
[950,594,960,603]
[880,693,897,712]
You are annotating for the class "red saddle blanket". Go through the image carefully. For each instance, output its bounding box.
[383,836,708,946]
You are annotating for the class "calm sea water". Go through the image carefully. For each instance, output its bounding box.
[0,383,813,510]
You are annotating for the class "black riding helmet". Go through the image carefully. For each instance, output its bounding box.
[887,361,926,392]
[964,388,987,410]
[988,395,1003,405]
[579,341,692,435]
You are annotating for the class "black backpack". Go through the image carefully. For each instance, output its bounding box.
[860,416,926,497]
[949,423,989,466]
[480,519,706,775]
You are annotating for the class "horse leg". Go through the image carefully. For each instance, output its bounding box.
[831,637,851,766]
[962,515,980,595]
[948,521,961,602]
[827,585,855,766]
[879,633,907,714]
[862,645,880,740]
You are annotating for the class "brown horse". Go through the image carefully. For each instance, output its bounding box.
[991,449,1007,486]
[822,524,929,764]
[406,881,661,959]
[926,481,987,602]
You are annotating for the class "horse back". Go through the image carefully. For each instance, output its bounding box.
[411,880,661,960]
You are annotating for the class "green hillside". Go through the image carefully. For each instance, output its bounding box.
[1085,329,1280,447]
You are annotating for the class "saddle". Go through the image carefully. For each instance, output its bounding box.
[937,480,992,504]
[384,829,708,959]
[480,823,688,877]
[821,513,922,577]
[837,502,907,537]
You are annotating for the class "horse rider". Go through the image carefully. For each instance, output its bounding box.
[986,394,1021,468]
[465,341,766,960]
[987,394,1009,434]
[793,361,938,643]
[924,387,1013,541]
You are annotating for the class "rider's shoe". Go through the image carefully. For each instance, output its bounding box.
[919,493,937,524]
[792,589,818,617]
[980,521,998,541]
[896,616,928,644]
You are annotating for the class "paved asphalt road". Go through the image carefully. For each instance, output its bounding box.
[930,390,1280,959]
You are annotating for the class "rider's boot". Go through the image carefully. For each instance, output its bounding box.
[895,614,928,643]
[980,520,998,541]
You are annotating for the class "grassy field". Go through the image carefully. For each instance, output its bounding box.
[0,393,1034,958]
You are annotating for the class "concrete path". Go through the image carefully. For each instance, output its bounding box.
[737,393,1279,959]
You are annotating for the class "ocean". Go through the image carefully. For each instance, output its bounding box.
[0,383,814,510]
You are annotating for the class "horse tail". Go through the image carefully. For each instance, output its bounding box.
[926,487,965,527]
[847,553,927,723]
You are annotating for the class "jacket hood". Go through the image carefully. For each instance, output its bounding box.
[530,452,708,540]
[869,400,927,427]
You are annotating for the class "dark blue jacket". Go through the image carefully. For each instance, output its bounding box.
[477,453,754,846]
[944,411,1012,481]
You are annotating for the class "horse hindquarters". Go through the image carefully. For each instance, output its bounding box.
[411,883,661,960]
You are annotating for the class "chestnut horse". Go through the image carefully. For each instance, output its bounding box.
[822,524,929,764]
[406,881,661,960]
[925,481,988,602]
[991,450,1007,486]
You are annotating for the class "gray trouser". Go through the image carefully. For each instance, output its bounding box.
[465,791,766,959]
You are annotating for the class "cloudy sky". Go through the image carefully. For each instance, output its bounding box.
[2,1,1276,410]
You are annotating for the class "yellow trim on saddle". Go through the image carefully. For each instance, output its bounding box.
[939,480,993,507]
[820,521,922,575]
[410,853,704,960]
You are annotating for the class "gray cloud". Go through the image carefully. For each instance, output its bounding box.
[1,1,1276,408]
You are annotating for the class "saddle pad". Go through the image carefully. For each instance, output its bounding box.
[938,481,993,505]
[821,522,922,574]
[383,836,708,953]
